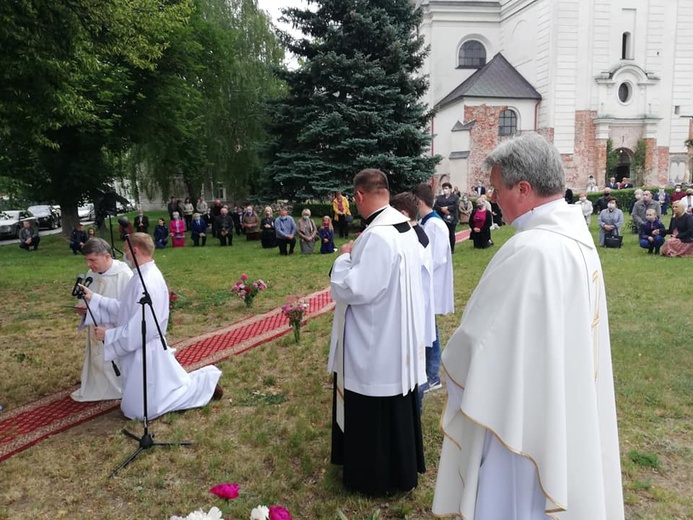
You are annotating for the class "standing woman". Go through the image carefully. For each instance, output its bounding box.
[169,211,186,248]
[260,206,277,249]
[469,199,493,249]
[182,197,194,230]
[297,208,318,254]
[332,191,351,238]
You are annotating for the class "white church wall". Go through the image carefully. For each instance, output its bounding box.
[669,0,693,154]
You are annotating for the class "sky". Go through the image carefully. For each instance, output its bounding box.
[256,0,309,68]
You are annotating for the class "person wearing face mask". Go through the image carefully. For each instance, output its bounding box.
[638,209,666,254]
[628,188,643,215]
[598,197,623,246]
[169,211,186,248]
[458,193,473,224]
[661,200,693,257]
[631,190,661,229]
[433,182,460,253]
[242,205,260,240]
[670,183,686,204]
[682,188,693,214]
[656,186,670,215]
[469,198,493,248]
[575,192,593,226]
[274,206,297,255]
[297,208,318,254]
[190,212,207,247]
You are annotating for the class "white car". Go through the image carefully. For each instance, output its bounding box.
[0,210,37,239]
[78,204,95,221]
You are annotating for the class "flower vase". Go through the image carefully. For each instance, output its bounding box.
[245,297,254,309]
[292,324,300,343]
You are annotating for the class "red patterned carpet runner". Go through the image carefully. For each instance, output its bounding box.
[0,229,470,463]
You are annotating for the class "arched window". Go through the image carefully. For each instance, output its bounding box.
[621,32,632,60]
[498,109,517,136]
[458,40,486,69]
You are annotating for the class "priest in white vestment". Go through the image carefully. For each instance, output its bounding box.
[328,169,427,496]
[72,238,132,402]
[82,233,222,421]
[433,133,624,519]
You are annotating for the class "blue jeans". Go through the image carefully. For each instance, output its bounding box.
[427,322,441,384]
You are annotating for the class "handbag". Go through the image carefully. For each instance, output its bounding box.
[604,234,623,248]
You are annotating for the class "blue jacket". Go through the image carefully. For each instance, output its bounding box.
[190,218,207,235]
[274,216,297,238]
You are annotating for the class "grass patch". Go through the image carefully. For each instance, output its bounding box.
[0,217,691,518]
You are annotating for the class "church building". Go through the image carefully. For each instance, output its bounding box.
[415,0,693,192]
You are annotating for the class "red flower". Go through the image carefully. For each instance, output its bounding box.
[269,505,292,520]
[209,482,240,500]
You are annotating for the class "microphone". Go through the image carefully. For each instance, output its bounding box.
[84,276,94,287]
[71,274,85,297]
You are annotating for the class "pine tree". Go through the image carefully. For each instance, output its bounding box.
[263,0,439,200]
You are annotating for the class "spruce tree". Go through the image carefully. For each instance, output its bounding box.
[263,0,439,200]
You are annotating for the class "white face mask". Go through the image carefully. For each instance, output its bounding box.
[443,189,450,195]
[646,215,656,222]
[675,188,681,192]
[579,197,586,202]
[608,203,616,210]
[303,215,309,220]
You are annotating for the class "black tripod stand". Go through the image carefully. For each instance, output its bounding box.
[106,214,124,259]
[110,222,191,477]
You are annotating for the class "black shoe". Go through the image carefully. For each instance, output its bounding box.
[212,384,224,401]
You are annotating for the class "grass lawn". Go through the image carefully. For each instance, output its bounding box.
[0,213,691,519]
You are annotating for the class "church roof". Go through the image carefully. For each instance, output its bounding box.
[436,53,541,109]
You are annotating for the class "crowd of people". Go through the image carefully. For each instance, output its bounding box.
[32,127,690,518]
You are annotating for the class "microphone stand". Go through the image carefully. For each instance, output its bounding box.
[106,214,124,259]
[109,225,191,478]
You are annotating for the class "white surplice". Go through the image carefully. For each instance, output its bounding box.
[71,259,132,402]
[420,213,454,315]
[433,200,624,520]
[328,206,427,402]
[91,260,221,420]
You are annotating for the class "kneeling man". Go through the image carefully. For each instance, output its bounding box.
[81,233,222,420]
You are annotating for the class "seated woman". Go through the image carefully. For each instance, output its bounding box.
[297,208,318,254]
[318,216,335,254]
[469,199,493,249]
[661,200,693,257]
[260,206,276,249]
[639,208,666,254]
[598,197,623,246]
[154,218,169,249]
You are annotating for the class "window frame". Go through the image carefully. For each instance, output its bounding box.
[458,40,487,69]
[498,109,518,136]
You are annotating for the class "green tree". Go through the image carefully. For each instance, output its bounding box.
[263,0,439,200]
[129,0,285,202]
[0,0,193,232]
[605,138,620,182]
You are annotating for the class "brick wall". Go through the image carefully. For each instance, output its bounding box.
[569,111,598,190]
[465,105,505,188]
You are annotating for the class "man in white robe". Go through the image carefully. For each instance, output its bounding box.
[433,133,624,519]
[82,233,223,421]
[328,169,427,496]
[71,238,132,402]
[412,183,455,393]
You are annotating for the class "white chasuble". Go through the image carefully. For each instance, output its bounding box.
[93,261,221,420]
[71,259,132,402]
[328,206,427,428]
[433,201,624,520]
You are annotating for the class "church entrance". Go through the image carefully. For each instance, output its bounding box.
[613,148,633,183]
